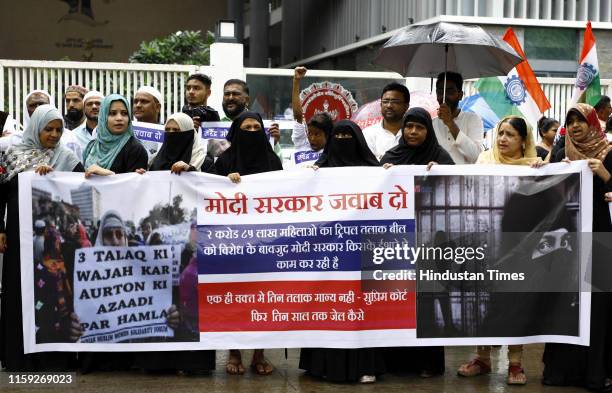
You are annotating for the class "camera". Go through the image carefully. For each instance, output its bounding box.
[181,105,220,122]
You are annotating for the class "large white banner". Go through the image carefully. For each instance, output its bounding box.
[18,162,592,353]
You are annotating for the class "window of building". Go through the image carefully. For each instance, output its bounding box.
[524,27,577,61]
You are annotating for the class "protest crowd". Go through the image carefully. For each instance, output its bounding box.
[1,23,612,392]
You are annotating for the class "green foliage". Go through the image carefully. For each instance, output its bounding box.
[129,30,215,65]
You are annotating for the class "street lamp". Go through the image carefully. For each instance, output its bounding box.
[216,20,237,43]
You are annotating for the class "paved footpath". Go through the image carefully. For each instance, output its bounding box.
[1,345,587,393]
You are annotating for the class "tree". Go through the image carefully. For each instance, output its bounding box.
[140,195,187,228]
[129,30,215,65]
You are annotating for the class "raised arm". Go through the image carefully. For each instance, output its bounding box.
[292,67,307,124]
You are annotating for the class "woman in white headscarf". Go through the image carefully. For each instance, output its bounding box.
[94,210,128,246]
[138,112,205,173]
[0,105,81,371]
[0,90,53,151]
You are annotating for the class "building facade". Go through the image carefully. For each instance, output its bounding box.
[0,0,226,62]
[70,185,101,226]
[231,0,612,77]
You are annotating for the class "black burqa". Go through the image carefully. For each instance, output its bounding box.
[381,107,454,166]
[214,111,283,176]
[543,138,612,390]
[299,120,385,382]
[378,108,448,376]
[314,120,379,168]
[149,130,195,171]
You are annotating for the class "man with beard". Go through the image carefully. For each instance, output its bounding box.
[63,85,88,130]
[221,79,250,121]
[432,72,483,164]
[134,86,163,124]
[363,83,410,160]
[221,79,282,160]
[133,86,165,156]
[73,90,103,152]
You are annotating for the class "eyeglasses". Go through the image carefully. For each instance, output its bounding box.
[381,99,405,106]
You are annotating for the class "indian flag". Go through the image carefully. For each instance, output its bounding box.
[571,21,601,106]
[474,28,550,128]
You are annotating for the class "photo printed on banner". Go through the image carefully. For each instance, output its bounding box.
[414,174,581,339]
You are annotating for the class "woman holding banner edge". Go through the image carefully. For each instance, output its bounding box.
[0,105,83,371]
[543,103,612,392]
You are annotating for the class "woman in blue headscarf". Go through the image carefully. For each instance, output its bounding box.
[0,105,82,371]
[79,94,147,372]
[83,94,147,176]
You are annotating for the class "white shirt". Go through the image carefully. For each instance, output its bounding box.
[0,132,22,152]
[286,122,322,169]
[291,121,311,152]
[2,114,16,135]
[0,129,83,161]
[432,111,483,164]
[60,128,84,163]
[363,121,401,160]
[72,121,98,153]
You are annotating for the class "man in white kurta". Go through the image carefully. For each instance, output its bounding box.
[433,72,483,164]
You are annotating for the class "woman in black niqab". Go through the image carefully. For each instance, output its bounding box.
[214,111,283,177]
[378,108,450,378]
[314,120,379,168]
[300,120,385,384]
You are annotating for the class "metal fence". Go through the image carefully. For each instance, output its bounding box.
[0,60,207,126]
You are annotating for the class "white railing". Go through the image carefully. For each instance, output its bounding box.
[2,58,611,130]
[465,78,612,124]
[0,60,207,126]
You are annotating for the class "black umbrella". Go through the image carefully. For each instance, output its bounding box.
[374,22,523,100]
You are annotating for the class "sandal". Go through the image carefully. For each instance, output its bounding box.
[457,358,491,377]
[359,375,376,383]
[250,358,274,376]
[507,363,527,385]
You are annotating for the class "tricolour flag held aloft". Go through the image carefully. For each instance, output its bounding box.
[571,21,601,107]
[474,28,550,128]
